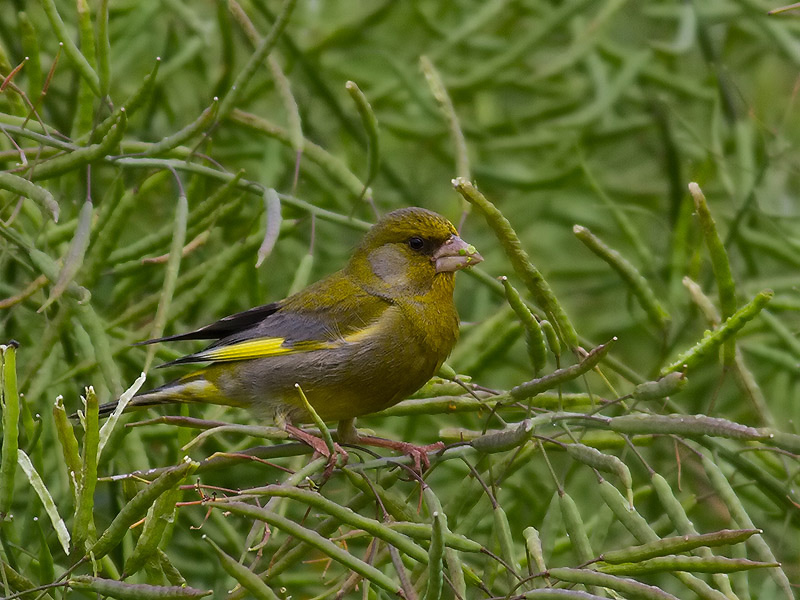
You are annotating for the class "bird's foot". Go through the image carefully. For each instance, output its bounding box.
[335,419,444,473]
[284,424,348,478]
[355,435,445,473]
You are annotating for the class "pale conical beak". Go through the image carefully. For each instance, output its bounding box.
[433,235,484,273]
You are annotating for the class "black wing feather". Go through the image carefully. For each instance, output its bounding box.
[135,302,282,346]
[152,307,341,369]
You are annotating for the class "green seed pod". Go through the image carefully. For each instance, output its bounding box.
[523,527,547,575]
[493,505,518,586]
[558,491,594,564]
[688,183,737,365]
[598,479,658,544]
[91,58,160,143]
[389,522,482,553]
[472,420,532,453]
[90,458,199,559]
[632,372,687,400]
[609,414,765,441]
[346,80,380,197]
[53,396,81,494]
[204,536,280,600]
[445,546,466,598]
[436,361,458,381]
[123,483,185,576]
[0,172,59,222]
[217,0,298,120]
[539,319,561,360]
[649,472,737,596]
[661,290,773,375]
[564,443,633,507]
[70,575,212,599]
[549,567,680,600]
[422,56,470,197]
[39,0,100,95]
[40,199,93,312]
[502,276,547,372]
[236,484,429,562]
[598,555,778,576]
[701,452,793,599]
[598,478,731,600]
[510,338,616,400]
[453,178,579,349]
[142,99,218,157]
[219,501,401,595]
[0,344,20,518]
[28,111,127,181]
[602,529,760,564]
[288,252,315,296]
[268,56,303,156]
[18,12,43,98]
[424,511,446,600]
[72,386,99,554]
[573,224,670,330]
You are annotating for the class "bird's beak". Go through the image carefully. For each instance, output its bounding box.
[433,235,484,273]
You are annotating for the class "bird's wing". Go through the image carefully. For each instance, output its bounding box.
[155,271,392,367]
[162,336,331,365]
[136,302,282,345]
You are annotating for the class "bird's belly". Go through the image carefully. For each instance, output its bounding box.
[206,337,441,423]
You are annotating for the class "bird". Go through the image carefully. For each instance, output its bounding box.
[99,207,483,468]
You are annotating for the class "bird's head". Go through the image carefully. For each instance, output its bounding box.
[347,207,483,297]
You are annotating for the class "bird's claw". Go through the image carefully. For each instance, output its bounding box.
[398,441,445,473]
[285,424,348,478]
[318,442,348,479]
[354,435,444,473]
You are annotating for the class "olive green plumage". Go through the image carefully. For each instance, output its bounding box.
[102,207,482,424]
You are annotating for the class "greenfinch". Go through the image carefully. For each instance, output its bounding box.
[100,207,482,459]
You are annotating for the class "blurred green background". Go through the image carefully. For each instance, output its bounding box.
[1,0,800,598]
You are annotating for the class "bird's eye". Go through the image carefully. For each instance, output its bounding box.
[408,236,425,251]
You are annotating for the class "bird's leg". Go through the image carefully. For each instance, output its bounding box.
[337,418,444,473]
[336,418,360,444]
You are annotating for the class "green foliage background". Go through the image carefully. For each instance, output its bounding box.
[1,0,800,598]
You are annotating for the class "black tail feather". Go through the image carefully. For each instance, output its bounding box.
[93,397,171,418]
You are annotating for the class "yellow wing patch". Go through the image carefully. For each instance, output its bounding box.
[341,321,384,344]
[189,319,387,363]
[194,337,329,362]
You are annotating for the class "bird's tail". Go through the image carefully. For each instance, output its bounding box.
[97,374,224,418]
